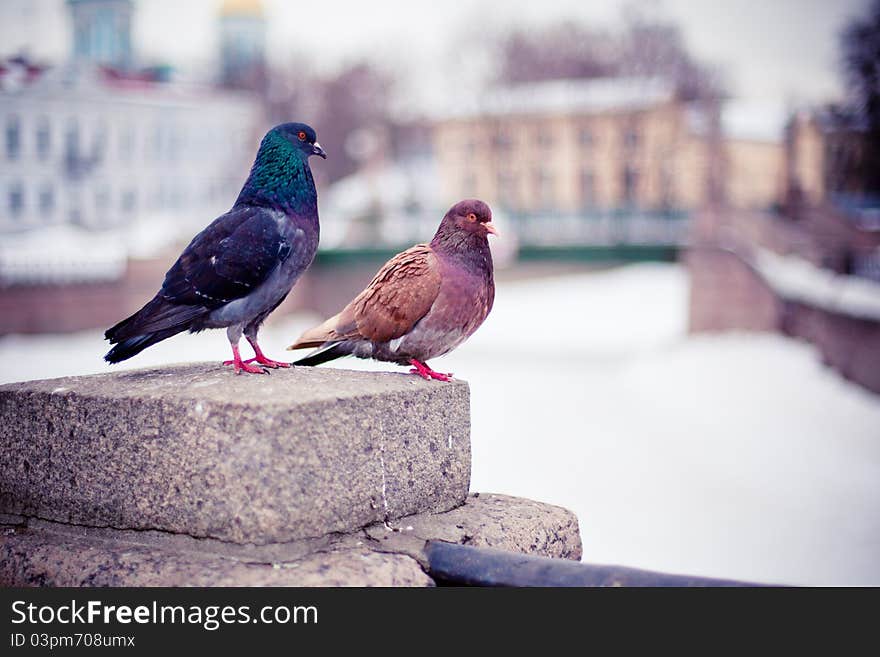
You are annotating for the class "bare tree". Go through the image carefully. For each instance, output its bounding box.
[841,0,880,193]
[494,15,723,102]
[496,22,618,84]
[617,15,723,102]
[266,60,393,184]
[311,62,394,183]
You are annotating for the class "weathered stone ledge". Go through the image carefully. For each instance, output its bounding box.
[0,363,471,544]
[0,364,584,586]
[0,493,582,587]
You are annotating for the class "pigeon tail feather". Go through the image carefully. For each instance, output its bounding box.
[103,326,187,364]
[286,313,342,351]
[104,296,207,363]
[292,342,351,367]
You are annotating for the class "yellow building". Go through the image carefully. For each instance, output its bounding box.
[432,77,793,217]
[722,139,785,210]
[432,77,714,216]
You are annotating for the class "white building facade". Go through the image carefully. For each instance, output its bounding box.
[1,64,260,238]
[0,0,265,284]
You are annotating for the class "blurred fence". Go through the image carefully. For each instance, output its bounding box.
[320,206,691,253]
[508,209,690,247]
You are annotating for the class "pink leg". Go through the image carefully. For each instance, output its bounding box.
[408,359,453,382]
[223,343,268,375]
[246,337,291,369]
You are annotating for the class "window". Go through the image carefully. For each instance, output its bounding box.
[38,184,54,216]
[623,124,640,149]
[93,8,117,65]
[497,171,517,208]
[6,115,21,161]
[579,128,594,147]
[65,119,80,160]
[74,25,88,59]
[536,130,554,149]
[167,128,180,163]
[36,118,50,160]
[660,164,674,209]
[493,131,512,152]
[68,189,82,226]
[150,123,163,161]
[535,167,555,209]
[95,187,110,212]
[92,121,107,161]
[121,189,136,213]
[580,169,595,208]
[119,124,135,161]
[622,165,639,205]
[9,183,24,217]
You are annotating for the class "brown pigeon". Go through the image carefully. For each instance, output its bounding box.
[287,199,497,380]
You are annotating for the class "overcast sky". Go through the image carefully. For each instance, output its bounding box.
[0,0,870,107]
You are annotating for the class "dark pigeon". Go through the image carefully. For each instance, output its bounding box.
[104,122,326,374]
[287,199,497,381]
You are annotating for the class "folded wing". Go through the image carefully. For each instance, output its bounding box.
[161,206,292,308]
[290,243,441,349]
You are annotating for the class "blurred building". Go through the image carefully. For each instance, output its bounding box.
[0,61,259,234]
[218,0,267,91]
[779,106,880,278]
[784,108,877,215]
[0,0,265,336]
[721,139,784,209]
[68,0,134,70]
[432,77,713,217]
[431,77,796,238]
[0,0,263,288]
[687,102,880,395]
[718,100,788,211]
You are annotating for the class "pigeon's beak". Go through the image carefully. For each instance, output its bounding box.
[311,142,327,159]
[484,222,499,237]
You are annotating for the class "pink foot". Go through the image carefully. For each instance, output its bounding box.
[250,354,291,369]
[223,358,268,375]
[408,359,453,382]
[223,344,269,375]
[247,338,291,368]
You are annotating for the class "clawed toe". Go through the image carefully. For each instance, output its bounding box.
[409,367,431,380]
[255,358,291,369]
[223,358,269,374]
[235,362,269,375]
[408,360,454,381]
[224,345,291,374]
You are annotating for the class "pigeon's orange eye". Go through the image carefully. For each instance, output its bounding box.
[467,213,477,222]
[297,131,307,141]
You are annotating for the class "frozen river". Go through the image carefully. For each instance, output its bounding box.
[2,263,879,585]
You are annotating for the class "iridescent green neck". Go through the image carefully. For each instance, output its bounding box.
[235,131,317,217]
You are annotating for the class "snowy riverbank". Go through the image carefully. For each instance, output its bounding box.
[2,263,878,585]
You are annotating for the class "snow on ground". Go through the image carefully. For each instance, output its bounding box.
[2,263,879,585]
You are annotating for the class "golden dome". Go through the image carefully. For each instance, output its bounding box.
[220,0,264,17]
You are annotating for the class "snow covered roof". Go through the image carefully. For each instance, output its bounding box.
[722,99,788,143]
[1,58,252,107]
[434,76,676,121]
[323,159,441,216]
[319,158,444,249]
[0,55,48,93]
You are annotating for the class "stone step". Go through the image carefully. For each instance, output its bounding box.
[0,494,583,587]
[0,363,471,545]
